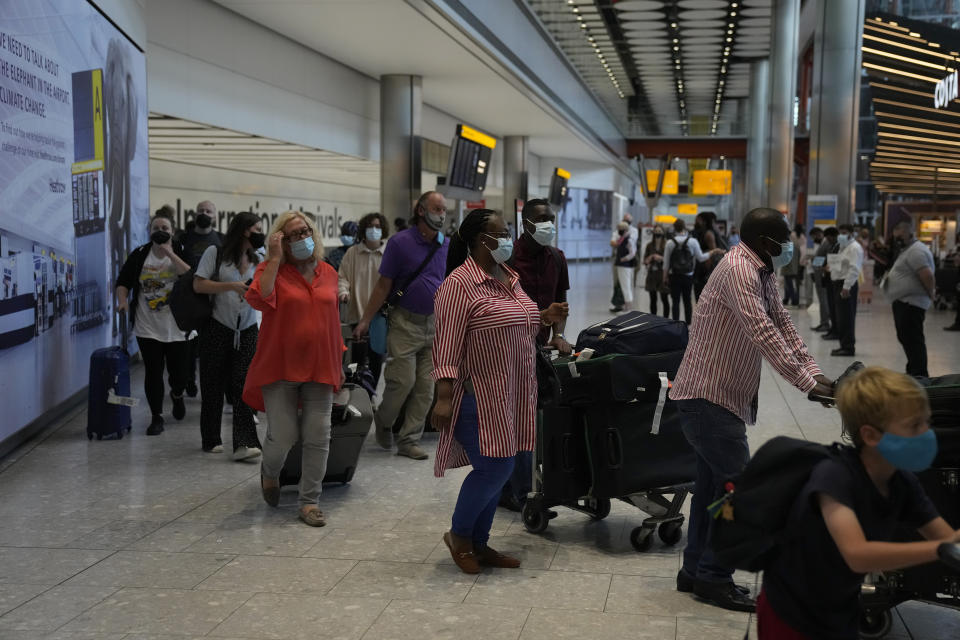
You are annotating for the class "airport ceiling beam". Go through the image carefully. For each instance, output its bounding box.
[627,139,747,159]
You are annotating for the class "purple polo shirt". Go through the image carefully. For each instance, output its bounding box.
[379,227,449,316]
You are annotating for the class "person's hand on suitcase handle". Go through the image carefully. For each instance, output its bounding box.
[431,379,455,431]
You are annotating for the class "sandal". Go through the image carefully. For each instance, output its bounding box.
[299,507,326,527]
[260,472,280,508]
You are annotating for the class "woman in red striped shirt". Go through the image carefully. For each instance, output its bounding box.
[431,209,567,574]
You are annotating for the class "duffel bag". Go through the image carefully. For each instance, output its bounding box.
[575,311,688,357]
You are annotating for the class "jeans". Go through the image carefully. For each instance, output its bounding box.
[670,274,694,324]
[135,337,190,417]
[783,275,799,306]
[199,319,260,452]
[451,395,515,545]
[892,300,928,377]
[260,381,332,507]
[374,307,436,448]
[649,290,670,317]
[835,282,859,350]
[501,450,533,505]
[676,398,750,583]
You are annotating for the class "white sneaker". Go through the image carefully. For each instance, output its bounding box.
[205,445,224,454]
[233,446,261,461]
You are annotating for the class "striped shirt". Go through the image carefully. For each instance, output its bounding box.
[431,256,540,477]
[669,243,822,424]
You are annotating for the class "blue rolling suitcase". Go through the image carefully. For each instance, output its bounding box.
[87,312,134,440]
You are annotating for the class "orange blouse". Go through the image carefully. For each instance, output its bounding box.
[242,260,344,412]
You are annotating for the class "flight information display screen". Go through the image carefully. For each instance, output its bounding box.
[446,125,495,193]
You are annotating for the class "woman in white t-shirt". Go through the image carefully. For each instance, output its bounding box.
[193,212,264,459]
[116,212,192,435]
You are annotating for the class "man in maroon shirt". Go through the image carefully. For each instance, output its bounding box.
[499,198,572,510]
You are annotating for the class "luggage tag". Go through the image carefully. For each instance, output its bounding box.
[650,372,670,435]
[106,388,139,407]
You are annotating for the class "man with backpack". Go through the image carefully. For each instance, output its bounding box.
[662,218,724,324]
[669,207,834,613]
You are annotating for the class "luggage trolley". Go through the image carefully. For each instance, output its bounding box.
[521,349,696,552]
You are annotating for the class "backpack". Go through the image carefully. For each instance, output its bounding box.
[709,436,847,572]
[169,247,221,333]
[669,237,694,274]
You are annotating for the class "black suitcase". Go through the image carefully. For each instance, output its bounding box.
[87,312,133,440]
[278,384,373,486]
[582,401,696,499]
[575,311,688,357]
[539,406,591,501]
[918,374,960,466]
[553,351,685,407]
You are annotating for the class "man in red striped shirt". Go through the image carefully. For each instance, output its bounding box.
[669,208,834,613]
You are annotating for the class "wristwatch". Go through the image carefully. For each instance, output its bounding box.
[553,333,566,341]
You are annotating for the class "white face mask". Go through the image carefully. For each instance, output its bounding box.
[528,221,556,246]
[365,227,382,242]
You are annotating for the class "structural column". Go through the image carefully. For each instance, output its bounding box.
[502,135,528,229]
[746,59,770,215]
[380,75,422,223]
[807,0,865,224]
[764,0,800,216]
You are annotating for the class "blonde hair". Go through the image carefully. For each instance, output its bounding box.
[836,367,929,448]
[270,211,322,262]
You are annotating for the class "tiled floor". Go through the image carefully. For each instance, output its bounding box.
[1,262,958,639]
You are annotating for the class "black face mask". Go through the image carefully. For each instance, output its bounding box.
[248,232,266,249]
[895,237,906,248]
[151,230,171,245]
[196,213,213,229]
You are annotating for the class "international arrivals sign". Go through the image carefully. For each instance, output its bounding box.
[934,70,958,109]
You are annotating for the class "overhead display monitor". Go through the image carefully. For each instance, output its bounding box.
[646,170,679,195]
[692,170,733,195]
[441,124,496,200]
[677,203,698,215]
[548,167,570,206]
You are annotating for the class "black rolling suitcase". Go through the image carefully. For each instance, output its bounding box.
[278,382,373,486]
[538,405,591,501]
[575,311,688,356]
[87,312,135,440]
[918,374,960,466]
[582,401,697,499]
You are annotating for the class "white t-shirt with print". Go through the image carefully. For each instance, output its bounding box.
[135,250,186,343]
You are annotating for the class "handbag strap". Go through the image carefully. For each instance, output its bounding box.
[388,239,441,306]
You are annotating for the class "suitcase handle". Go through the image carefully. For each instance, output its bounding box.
[561,434,575,472]
[605,428,623,469]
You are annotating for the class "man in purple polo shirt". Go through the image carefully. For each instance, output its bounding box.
[355,191,450,460]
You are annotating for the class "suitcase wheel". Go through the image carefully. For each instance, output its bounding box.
[521,502,550,534]
[657,521,683,546]
[87,432,93,441]
[630,525,655,552]
[858,609,892,639]
[96,433,103,441]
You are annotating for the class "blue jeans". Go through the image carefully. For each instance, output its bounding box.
[676,398,750,583]
[451,394,515,545]
[501,451,533,504]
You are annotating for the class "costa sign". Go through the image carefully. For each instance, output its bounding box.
[934,70,958,109]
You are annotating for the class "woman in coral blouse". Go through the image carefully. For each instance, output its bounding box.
[243,211,344,527]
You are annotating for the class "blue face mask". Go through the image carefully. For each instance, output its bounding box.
[484,234,514,264]
[875,429,938,472]
[290,236,315,261]
[340,235,355,247]
[365,227,382,242]
[769,240,794,270]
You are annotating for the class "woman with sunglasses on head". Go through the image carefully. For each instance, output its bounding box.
[242,211,345,527]
[431,209,567,573]
[193,212,265,459]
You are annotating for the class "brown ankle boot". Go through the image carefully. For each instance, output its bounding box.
[443,531,481,574]
[476,544,521,568]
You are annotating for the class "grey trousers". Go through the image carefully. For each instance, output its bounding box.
[260,381,332,507]
[374,307,436,448]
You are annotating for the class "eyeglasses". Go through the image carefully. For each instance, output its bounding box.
[285,228,313,241]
